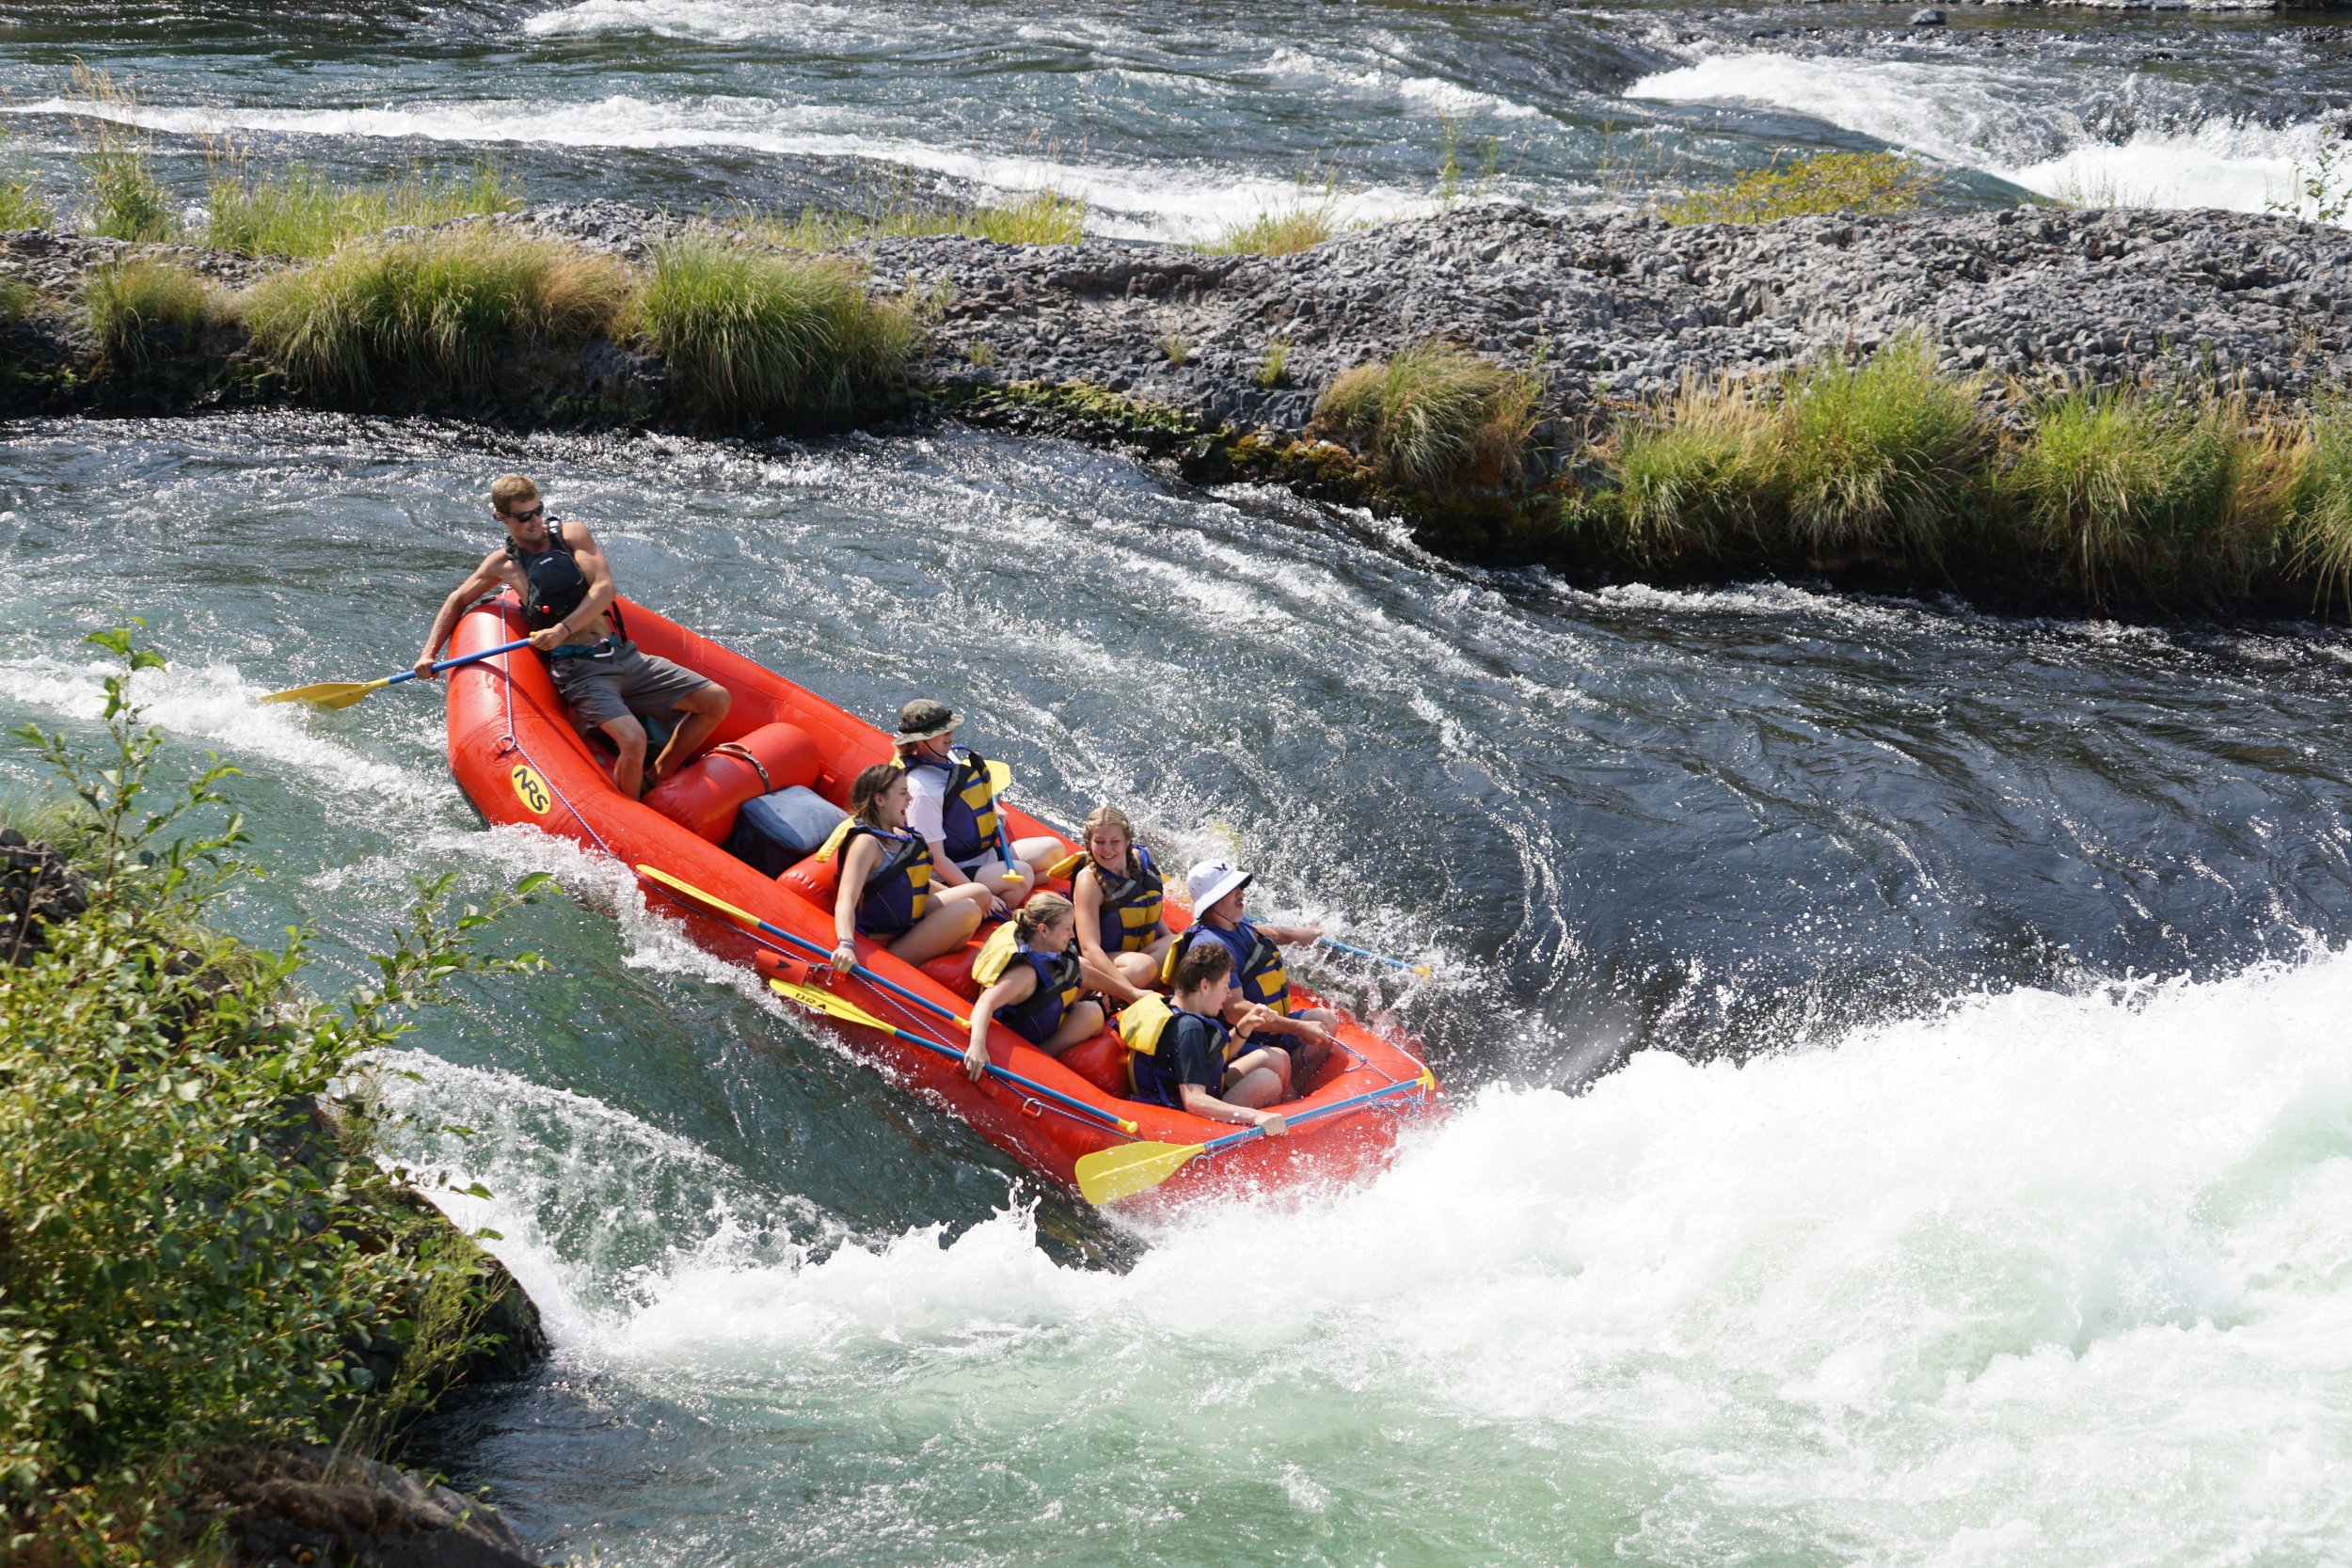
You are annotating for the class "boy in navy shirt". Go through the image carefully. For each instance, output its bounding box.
[1135,941,1291,1132]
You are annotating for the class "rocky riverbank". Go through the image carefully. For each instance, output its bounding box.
[8,198,2352,602]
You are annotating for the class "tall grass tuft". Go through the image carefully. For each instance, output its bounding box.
[744,185,1085,250]
[70,64,176,243]
[2000,388,2310,605]
[2292,394,2352,616]
[1662,151,1929,227]
[241,229,633,396]
[0,129,53,231]
[82,259,212,368]
[0,271,35,327]
[207,158,518,259]
[1776,338,1990,562]
[640,237,923,424]
[1601,374,1782,559]
[1204,199,1343,256]
[1312,341,1540,494]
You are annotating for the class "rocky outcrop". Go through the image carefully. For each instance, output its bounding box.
[189,1447,540,1568]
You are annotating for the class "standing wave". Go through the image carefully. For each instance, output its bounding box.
[411,946,2352,1563]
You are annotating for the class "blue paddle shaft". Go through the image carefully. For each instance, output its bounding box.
[1316,936,1418,972]
[1200,1074,1434,1158]
[386,636,535,688]
[635,871,1130,1133]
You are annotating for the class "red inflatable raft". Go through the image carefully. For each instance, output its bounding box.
[443,595,1441,1210]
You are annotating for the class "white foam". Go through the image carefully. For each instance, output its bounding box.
[1260,46,1543,121]
[453,943,2352,1557]
[0,93,1433,242]
[0,652,456,811]
[523,0,866,42]
[1627,53,2340,221]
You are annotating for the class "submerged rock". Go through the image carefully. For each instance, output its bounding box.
[190,1447,541,1568]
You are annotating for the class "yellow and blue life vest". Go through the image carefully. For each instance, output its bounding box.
[1082,844,1164,954]
[979,936,1083,1046]
[907,747,1003,865]
[1126,1005,1232,1108]
[838,822,930,936]
[1163,919,1291,1016]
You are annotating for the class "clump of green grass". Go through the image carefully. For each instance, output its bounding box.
[743,185,1085,250]
[2290,393,2352,615]
[1776,337,1990,562]
[0,130,53,231]
[2002,388,2309,605]
[1204,199,1343,256]
[207,157,518,259]
[1600,373,1782,558]
[0,271,36,327]
[70,64,177,243]
[639,236,922,425]
[1159,330,1193,367]
[241,228,633,396]
[1312,341,1541,494]
[83,259,213,368]
[1258,336,1292,388]
[1662,150,1929,227]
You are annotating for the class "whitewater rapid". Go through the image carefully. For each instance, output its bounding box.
[1629,52,2341,221]
[375,942,2352,1563]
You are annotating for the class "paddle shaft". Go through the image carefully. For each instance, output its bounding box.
[403,637,534,687]
[774,982,1133,1135]
[1315,936,1427,974]
[635,865,1135,1133]
[1200,1073,1436,1160]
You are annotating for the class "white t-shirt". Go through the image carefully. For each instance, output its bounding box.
[905,764,948,847]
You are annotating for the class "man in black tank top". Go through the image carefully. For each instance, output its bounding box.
[413,472,729,799]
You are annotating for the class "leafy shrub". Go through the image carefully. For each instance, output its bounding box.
[1,626,547,1561]
[639,237,921,424]
[208,158,518,259]
[1775,338,1990,562]
[0,272,35,329]
[82,259,212,368]
[1312,341,1540,494]
[241,228,634,396]
[0,130,52,231]
[1662,151,1929,227]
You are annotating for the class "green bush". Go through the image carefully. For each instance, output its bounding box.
[0,132,51,231]
[1,626,547,1561]
[240,228,634,396]
[0,272,34,329]
[640,236,922,424]
[1775,338,1990,562]
[1662,151,1929,227]
[82,259,212,368]
[208,158,518,259]
[1311,341,1540,494]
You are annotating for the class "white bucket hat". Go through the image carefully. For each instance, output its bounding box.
[1186,858,1251,912]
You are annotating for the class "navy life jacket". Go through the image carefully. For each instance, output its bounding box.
[1083,845,1165,955]
[906,746,1003,865]
[1129,1006,1232,1109]
[994,939,1084,1046]
[1164,919,1292,1016]
[847,823,931,937]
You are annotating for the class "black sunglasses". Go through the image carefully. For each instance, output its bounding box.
[502,503,545,523]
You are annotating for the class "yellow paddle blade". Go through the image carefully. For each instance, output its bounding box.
[634,863,762,930]
[769,976,894,1034]
[1075,1138,1206,1205]
[259,676,389,710]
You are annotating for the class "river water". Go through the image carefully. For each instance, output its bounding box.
[2,0,2348,235]
[8,0,2352,1560]
[5,413,2352,1563]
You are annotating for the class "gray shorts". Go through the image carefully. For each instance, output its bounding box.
[546,641,712,732]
